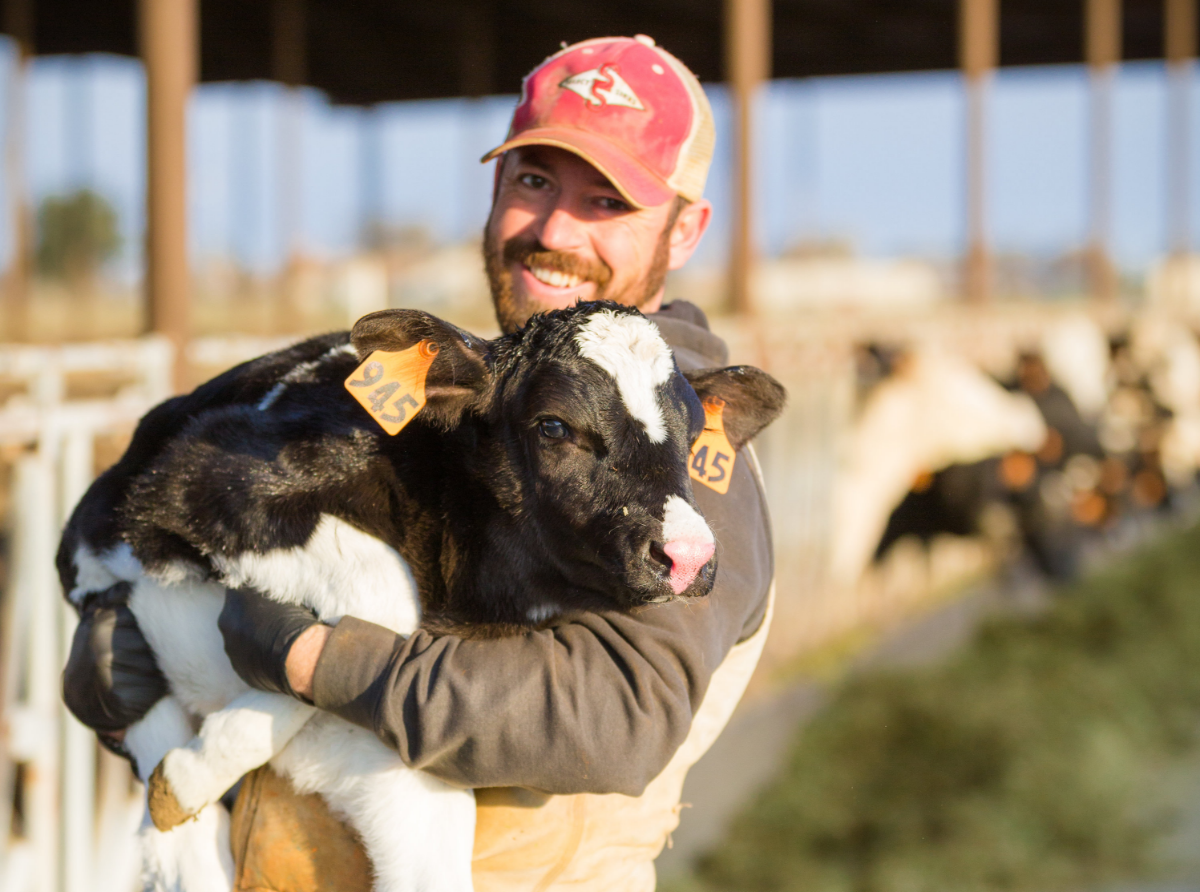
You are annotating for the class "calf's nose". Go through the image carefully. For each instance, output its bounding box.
[663,538,715,595]
[657,495,715,595]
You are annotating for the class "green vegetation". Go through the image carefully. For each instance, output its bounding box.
[36,188,121,284]
[676,525,1200,892]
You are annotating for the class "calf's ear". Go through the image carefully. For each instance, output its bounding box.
[350,309,492,427]
[684,366,787,450]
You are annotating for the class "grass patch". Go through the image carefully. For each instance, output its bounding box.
[672,524,1200,892]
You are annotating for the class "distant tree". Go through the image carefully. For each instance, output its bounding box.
[36,189,121,286]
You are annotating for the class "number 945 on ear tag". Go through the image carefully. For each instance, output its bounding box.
[689,398,735,495]
[344,340,438,436]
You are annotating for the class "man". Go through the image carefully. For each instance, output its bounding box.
[64,35,775,891]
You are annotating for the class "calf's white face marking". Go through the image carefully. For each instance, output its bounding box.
[661,495,714,547]
[573,310,674,443]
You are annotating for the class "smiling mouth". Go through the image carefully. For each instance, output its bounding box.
[526,264,585,289]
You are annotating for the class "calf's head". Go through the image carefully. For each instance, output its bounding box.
[351,302,785,609]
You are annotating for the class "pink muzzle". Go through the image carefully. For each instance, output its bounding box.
[663,538,716,595]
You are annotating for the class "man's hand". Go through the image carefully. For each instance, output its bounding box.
[63,582,168,745]
[218,587,325,701]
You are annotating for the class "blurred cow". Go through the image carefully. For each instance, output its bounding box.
[871,312,1195,582]
[829,346,1046,588]
[1128,316,1200,494]
[1041,312,1111,422]
[835,306,1200,590]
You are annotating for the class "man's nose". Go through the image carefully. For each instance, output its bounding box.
[536,205,588,253]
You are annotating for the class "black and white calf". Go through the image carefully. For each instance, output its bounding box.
[58,302,786,892]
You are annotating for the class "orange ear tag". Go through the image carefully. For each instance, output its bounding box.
[344,340,439,435]
[689,398,736,495]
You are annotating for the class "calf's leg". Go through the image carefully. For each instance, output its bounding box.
[148,691,315,830]
[125,696,236,892]
[273,715,477,892]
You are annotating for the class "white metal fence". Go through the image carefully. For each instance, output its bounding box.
[1,338,173,892]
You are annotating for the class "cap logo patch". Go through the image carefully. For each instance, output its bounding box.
[560,65,646,111]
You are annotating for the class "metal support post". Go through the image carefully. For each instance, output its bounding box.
[960,0,997,303]
[1086,0,1121,302]
[273,0,306,258]
[726,0,771,315]
[274,0,307,329]
[1166,0,1196,256]
[141,0,197,389]
[3,0,32,340]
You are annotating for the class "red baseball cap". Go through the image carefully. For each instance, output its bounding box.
[482,35,715,209]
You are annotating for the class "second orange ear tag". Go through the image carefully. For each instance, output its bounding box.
[689,398,736,495]
[344,340,439,435]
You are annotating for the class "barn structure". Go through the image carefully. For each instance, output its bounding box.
[0,0,1196,384]
[0,5,1197,890]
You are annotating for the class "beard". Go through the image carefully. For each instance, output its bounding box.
[483,211,674,333]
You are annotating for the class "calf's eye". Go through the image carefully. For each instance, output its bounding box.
[539,419,569,439]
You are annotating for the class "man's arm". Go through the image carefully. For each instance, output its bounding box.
[316,590,756,795]
[220,450,773,796]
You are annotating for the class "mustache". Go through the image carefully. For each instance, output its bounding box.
[502,234,613,289]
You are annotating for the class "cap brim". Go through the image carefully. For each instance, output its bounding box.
[481,127,675,210]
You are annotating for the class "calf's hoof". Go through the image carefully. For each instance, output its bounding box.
[148,758,196,831]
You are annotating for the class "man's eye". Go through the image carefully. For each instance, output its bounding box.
[539,419,569,439]
[597,196,631,212]
[519,173,548,189]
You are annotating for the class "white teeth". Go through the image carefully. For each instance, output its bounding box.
[529,266,583,289]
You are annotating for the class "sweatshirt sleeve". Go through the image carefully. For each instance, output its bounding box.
[310,448,773,796]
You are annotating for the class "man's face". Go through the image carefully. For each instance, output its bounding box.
[484,146,690,333]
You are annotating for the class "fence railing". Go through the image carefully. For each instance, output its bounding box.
[1,338,173,892]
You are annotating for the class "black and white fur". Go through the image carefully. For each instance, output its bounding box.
[58,302,786,892]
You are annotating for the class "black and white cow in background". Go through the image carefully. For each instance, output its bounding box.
[57,302,786,892]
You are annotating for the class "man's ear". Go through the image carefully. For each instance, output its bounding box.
[667,199,712,272]
[684,366,787,450]
[350,309,492,427]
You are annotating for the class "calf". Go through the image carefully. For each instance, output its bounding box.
[58,302,785,892]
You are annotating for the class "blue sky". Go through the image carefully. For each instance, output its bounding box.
[1,38,1196,279]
